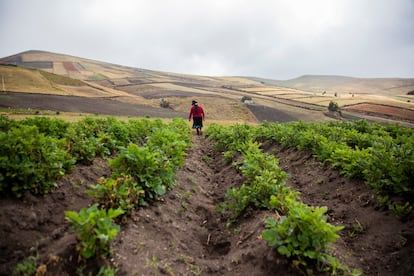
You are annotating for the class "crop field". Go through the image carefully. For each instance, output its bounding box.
[62,61,80,72]
[51,62,68,75]
[230,82,414,125]
[148,82,214,94]
[244,86,306,95]
[1,50,414,274]
[344,103,414,121]
[0,116,413,275]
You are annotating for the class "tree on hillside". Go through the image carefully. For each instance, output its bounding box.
[328,101,340,112]
[160,98,170,108]
[241,95,253,103]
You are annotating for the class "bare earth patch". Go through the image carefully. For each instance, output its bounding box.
[246,104,298,122]
[0,92,187,118]
[344,103,414,123]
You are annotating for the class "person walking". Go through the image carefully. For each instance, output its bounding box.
[188,100,205,135]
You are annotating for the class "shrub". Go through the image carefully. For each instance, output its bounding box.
[241,95,252,103]
[160,98,170,108]
[328,101,339,112]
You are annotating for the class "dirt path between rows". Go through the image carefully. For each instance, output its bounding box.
[111,137,414,276]
[1,135,413,275]
[111,135,290,275]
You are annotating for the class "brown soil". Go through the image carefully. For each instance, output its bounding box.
[344,103,414,123]
[1,136,413,275]
[0,91,311,123]
[246,104,298,122]
[0,92,187,118]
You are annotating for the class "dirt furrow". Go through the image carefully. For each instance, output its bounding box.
[112,136,230,275]
[112,136,291,275]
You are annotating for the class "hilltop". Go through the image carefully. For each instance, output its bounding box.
[1,50,414,124]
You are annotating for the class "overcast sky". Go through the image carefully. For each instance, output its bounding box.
[1,0,413,79]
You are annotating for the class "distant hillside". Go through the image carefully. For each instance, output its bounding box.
[249,75,414,96]
[0,50,268,122]
[0,50,150,81]
[1,50,413,125]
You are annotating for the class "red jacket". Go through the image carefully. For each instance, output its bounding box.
[189,105,205,119]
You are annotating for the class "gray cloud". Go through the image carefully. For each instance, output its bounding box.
[1,0,413,79]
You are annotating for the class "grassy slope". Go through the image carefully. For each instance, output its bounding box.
[0,65,68,94]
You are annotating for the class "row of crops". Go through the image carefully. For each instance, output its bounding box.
[207,124,353,274]
[2,115,413,274]
[0,116,191,198]
[209,120,414,204]
[206,119,413,274]
[1,116,192,273]
[257,120,414,200]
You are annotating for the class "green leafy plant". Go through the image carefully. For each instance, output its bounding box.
[376,195,389,209]
[255,120,414,204]
[109,143,175,204]
[262,198,344,272]
[390,202,413,221]
[160,98,170,108]
[65,204,124,259]
[86,174,145,213]
[218,141,288,220]
[348,219,365,238]
[12,254,38,276]
[0,116,190,200]
[146,127,189,168]
[20,117,70,139]
[0,125,74,197]
[96,266,118,276]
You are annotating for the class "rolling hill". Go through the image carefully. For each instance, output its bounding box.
[251,74,414,96]
[1,50,413,124]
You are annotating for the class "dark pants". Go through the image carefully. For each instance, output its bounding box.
[192,117,203,129]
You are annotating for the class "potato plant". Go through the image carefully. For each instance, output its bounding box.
[0,125,74,197]
[109,144,174,204]
[262,199,343,271]
[86,175,145,214]
[257,120,414,201]
[0,116,189,198]
[67,117,191,261]
[218,141,289,219]
[65,204,124,259]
